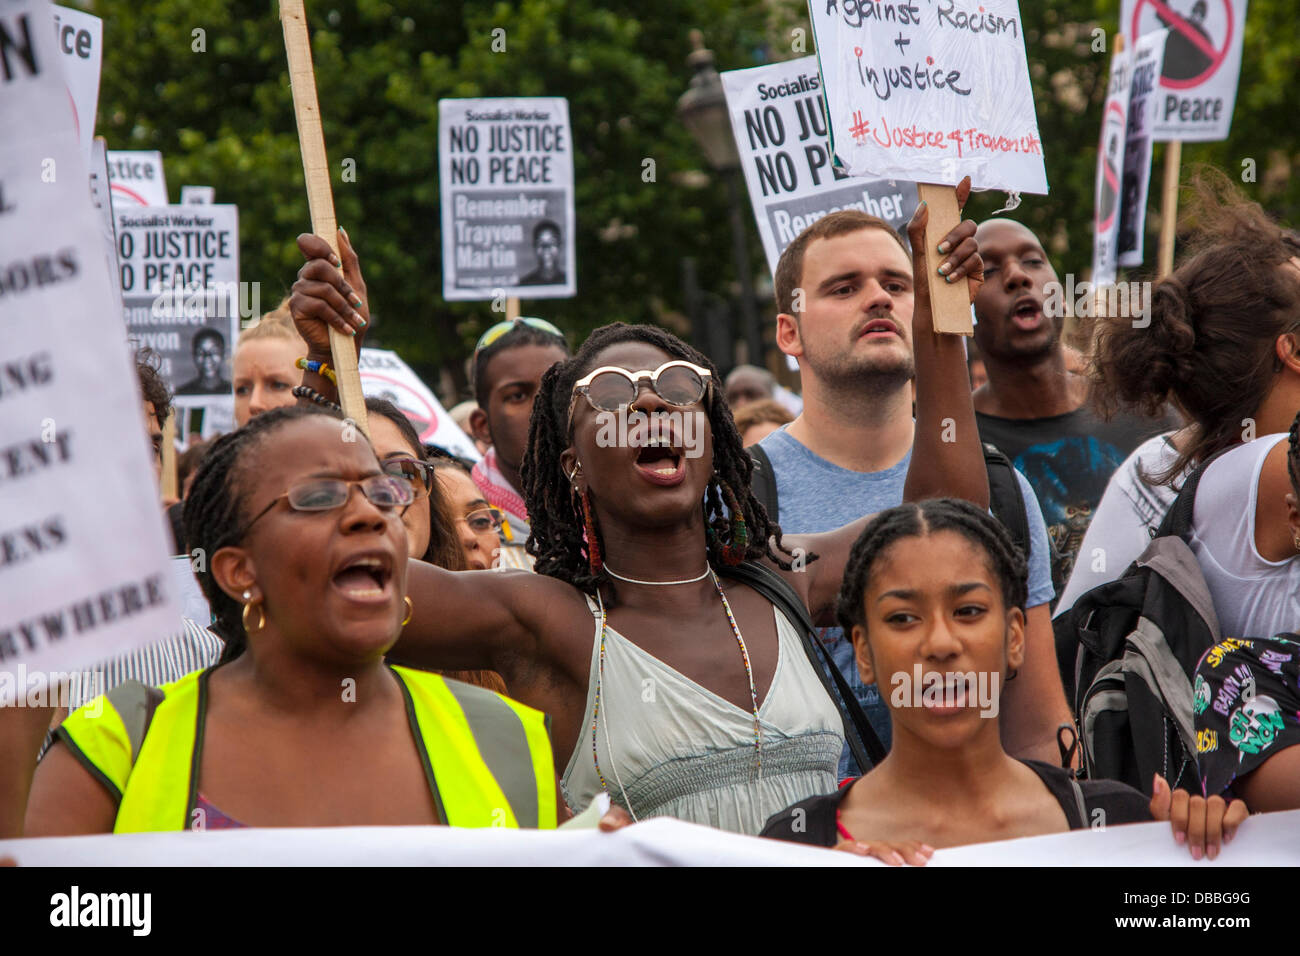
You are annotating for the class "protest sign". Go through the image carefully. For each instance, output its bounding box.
[721,56,918,275]
[107,149,168,208]
[0,0,177,677]
[51,4,100,164]
[1092,42,1133,287]
[808,0,1048,195]
[115,204,240,436]
[439,97,577,301]
[180,185,215,205]
[2,809,1295,866]
[88,137,121,304]
[1121,0,1246,142]
[359,348,482,462]
[1118,30,1169,268]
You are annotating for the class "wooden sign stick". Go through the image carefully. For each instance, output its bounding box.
[916,183,973,335]
[1157,140,1182,279]
[161,409,178,502]
[505,297,521,321]
[280,0,368,433]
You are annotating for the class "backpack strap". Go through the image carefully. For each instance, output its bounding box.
[746,444,780,523]
[716,560,886,770]
[981,442,1029,558]
[1068,774,1089,828]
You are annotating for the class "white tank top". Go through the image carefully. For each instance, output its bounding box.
[1189,434,1300,638]
[560,594,843,835]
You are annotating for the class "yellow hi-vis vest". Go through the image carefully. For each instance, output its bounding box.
[55,666,556,833]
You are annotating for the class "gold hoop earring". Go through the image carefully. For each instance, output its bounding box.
[401,596,414,628]
[242,598,265,635]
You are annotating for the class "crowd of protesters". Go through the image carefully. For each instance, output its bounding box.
[4,168,1298,864]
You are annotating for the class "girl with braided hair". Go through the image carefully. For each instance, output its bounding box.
[286,197,989,835]
[764,499,1248,862]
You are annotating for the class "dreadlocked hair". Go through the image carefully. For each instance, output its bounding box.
[520,322,804,600]
[836,499,1028,637]
[1288,409,1300,496]
[183,404,342,664]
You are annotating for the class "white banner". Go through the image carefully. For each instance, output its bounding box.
[1,809,1295,866]
[359,348,481,462]
[115,205,239,439]
[439,97,576,301]
[1117,30,1169,268]
[51,4,100,165]
[1092,47,1134,287]
[722,57,918,275]
[0,0,178,678]
[808,0,1047,194]
[107,149,168,208]
[1121,0,1246,142]
[88,138,121,304]
[180,185,214,205]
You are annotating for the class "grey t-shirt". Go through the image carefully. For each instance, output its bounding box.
[757,425,1056,776]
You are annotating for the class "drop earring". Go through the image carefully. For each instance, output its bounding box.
[714,478,749,565]
[580,486,603,575]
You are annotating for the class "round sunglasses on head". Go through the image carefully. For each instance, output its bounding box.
[239,474,415,539]
[569,360,712,416]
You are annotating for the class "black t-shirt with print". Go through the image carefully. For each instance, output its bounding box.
[975,405,1176,589]
[760,760,1152,847]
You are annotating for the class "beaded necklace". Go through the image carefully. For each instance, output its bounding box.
[590,569,762,821]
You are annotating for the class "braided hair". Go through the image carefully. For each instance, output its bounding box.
[183,404,341,663]
[520,322,800,599]
[835,499,1028,638]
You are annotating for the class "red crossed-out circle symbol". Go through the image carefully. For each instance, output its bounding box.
[1131,0,1233,91]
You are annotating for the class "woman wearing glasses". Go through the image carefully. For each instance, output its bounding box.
[18,406,557,834]
[428,457,506,571]
[287,200,986,835]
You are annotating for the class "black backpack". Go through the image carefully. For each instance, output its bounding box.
[748,442,1032,563]
[715,560,886,773]
[1053,457,1221,795]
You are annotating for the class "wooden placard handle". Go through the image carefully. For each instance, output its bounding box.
[1157,140,1182,280]
[161,409,178,501]
[280,0,368,433]
[916,182,973,335]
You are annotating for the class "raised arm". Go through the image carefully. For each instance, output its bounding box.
[776,180,989,624]
[904,178,988,508]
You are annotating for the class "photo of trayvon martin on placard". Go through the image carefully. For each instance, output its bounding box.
[439,97,576,300]
[116,204,241,435]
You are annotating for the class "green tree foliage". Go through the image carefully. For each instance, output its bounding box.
[87,0,1299,396]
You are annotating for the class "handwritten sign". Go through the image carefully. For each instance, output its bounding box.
[1121,0,1246,142]
[808,0,1047,194]
[1092,47,1133,287]
[115,205,240,434]
[1118,30,1169,268]
[358,348,481,462]
[439,97,576,301]
[721,56,917,275]
[0,0,177,677]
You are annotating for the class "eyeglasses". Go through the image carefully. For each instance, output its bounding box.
[569,360,712,418]
[238,475,415,539]
[380,457,435,499]
[474,317,564,354]
[460,507,503,534]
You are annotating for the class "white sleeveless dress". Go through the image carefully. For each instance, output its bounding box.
[561,595,844,835]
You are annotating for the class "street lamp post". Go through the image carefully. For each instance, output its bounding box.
[676,30,763,368]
